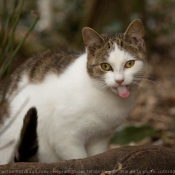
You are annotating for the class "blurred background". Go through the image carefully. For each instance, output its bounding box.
[0,0,175,148]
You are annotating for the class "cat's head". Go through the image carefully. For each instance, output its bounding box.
[82,19,146,98]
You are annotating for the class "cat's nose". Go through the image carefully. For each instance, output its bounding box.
[116,79,124,85]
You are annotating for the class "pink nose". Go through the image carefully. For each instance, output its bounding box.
[116,79,124,85]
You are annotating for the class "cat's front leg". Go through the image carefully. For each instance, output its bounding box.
[54,139,88,160]
[86,136,110,157]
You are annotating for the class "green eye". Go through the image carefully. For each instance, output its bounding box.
[125,60,135,68]
[101,63,112,71]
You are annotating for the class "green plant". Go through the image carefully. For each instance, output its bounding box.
[0,0,39,103]
[111,124,159,145]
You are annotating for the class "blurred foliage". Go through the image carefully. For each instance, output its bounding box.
[0,0,39,102]
[10,0,175,56]
[0,0,173,58]
[111,125,159,145]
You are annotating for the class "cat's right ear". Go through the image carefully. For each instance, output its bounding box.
[82,27,104,54]
[124,19,144,48]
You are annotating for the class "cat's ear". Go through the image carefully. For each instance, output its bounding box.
[124,19,144,48]
[82,27,105,54]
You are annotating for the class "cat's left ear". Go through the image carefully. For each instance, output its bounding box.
[124,19,144,48]
[82,27,105,54]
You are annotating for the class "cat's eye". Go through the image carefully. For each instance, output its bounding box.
[125,60,135,68]
[101,63,112,71]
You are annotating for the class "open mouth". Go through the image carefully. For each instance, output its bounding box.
[113,85,130,98]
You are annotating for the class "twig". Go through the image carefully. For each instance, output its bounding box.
[0,10,40,79]
[5,0,25,54]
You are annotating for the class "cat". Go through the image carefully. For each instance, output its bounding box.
[0,19,146,164]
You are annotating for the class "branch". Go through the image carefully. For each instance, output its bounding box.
[0,145,175,175]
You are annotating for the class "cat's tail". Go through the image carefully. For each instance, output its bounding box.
[13,107,39,162]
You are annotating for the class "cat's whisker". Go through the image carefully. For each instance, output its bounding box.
[134,74,157,79]
[135,76,155,81]
[100,85,109,93]
[97,84,109,92]
[94,81,109,92]
[134,77,159,86]
[130,82,140,89]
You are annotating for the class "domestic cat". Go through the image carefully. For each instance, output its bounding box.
[0,19,146,164]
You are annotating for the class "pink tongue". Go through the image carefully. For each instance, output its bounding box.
[117,86,130,98]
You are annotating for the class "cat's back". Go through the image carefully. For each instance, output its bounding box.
[8,49,81,94]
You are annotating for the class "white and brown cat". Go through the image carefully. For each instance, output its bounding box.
[0,19,146,164]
